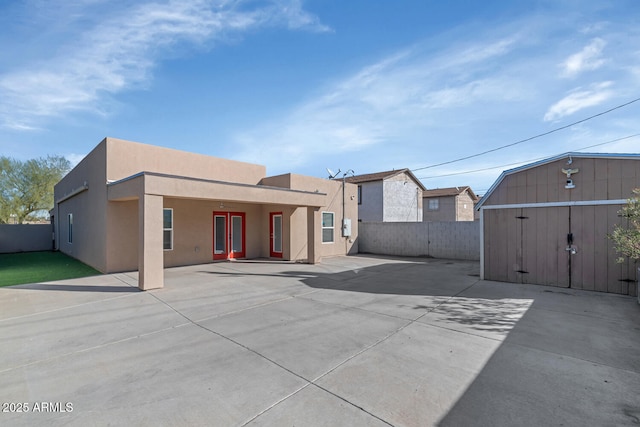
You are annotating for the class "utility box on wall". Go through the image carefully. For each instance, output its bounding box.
[342,218,351,237]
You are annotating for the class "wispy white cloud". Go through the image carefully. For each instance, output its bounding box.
[232,35,527,169]
[561,37,607,77]
[0,0,328,130]
[543,81,614,122]
[261,0,332,32]
[233,12,640,178]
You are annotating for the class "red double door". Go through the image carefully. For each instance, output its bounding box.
[213,212,245,260]
[212,211,284,260]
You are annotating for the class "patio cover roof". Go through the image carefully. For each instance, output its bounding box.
[107,171,327,207]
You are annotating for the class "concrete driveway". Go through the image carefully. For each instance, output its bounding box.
[1,255,639,426]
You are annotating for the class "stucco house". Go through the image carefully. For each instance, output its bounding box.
[53,138,358,290]
[422,186,479,222]
[476,152,640,296]
[344,168,426,222]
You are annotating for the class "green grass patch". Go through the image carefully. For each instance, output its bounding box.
[0,251,101,287]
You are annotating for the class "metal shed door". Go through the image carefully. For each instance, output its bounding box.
[484,207,569,287]
[570,205,635,294]
[485,205,635,294]
[519,207,570,287]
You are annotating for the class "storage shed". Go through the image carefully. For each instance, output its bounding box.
[476,152,640,296]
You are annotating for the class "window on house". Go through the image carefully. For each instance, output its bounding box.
[322,212,334,243]
[68,213,73,244]
[357,185,362,205]
[428,199,439,211]
[163,208,173,250]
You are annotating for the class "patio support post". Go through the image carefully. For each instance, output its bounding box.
[138,193,164,290]
[307,207,320,264]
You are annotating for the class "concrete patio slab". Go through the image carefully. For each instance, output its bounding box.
[418,280,640,371]
[1,323,307,426]
[244,384,390,427]
[156,264,315,323]
[0,291,186,370]
[437,338,640,427]
[316,321,502,426]
[199,296,407,380]
[0,273,139,319]
[1,254,639,426]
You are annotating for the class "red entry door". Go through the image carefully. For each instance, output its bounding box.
[270,212,283,258]
[213,212,245,260]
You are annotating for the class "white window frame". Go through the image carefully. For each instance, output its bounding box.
[163,208,173,251]
[322,211,335,244]
[68,213,73,244]
[428,199,439,211]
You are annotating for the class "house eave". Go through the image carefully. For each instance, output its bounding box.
[107,171,327,207]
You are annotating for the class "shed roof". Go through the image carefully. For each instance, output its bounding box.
[475,152,640,210]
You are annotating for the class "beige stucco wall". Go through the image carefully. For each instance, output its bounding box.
[258,205,283,258]
[163,199,265,268]
[156,173,358,266]
[293,174,359,257]
[105,137,266,185]
[263,174,359,257]
[54,141,108,272]
[106,200,138,272]
[56,138,359,277]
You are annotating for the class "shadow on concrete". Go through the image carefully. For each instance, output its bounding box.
[435,287,640,426]
[196,256,640,424]
[8,283,140,293]
[199,256,480,297]
[425,296,534,336]
[3,254,638,425]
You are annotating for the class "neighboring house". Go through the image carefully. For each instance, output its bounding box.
[344,169,426,222]
[53,138,358,290]
[476,152,640,296]
[422,186,478,222]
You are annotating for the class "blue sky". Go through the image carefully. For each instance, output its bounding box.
[1,0,639,194]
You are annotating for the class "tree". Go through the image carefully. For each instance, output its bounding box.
[0,155,71,224]
[610,188,640,263]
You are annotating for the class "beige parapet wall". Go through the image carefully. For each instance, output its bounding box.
[0,224,53,253]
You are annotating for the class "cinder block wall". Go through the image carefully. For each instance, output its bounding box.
[358,221,479,260]
[0,224,53,253]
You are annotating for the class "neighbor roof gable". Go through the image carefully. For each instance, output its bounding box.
[423,186,478,199]
[343,168,427,190]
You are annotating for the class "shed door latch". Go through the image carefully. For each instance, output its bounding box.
[565,233,577,254]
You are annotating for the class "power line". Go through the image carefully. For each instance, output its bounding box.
[412,96,640,172]
[417,133,640,179]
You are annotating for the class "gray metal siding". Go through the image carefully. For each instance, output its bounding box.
[358,181,383,222]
